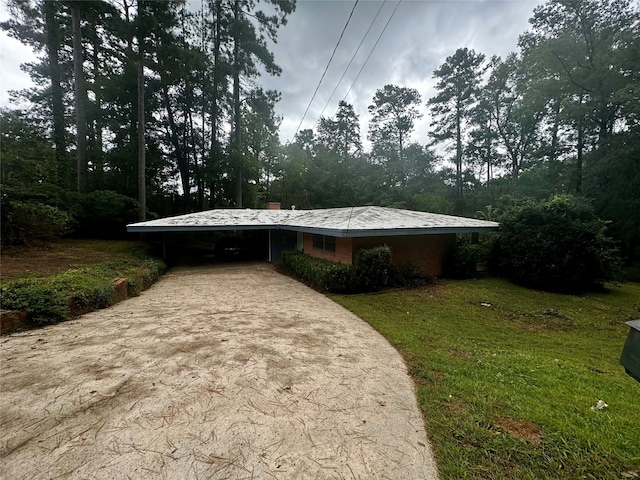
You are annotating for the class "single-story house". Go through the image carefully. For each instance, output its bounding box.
[127,204,500,276]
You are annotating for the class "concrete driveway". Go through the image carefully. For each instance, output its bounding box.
[0,263,439,479]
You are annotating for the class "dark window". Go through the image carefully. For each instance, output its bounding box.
[324,236,336,252]
[313,234,336,253]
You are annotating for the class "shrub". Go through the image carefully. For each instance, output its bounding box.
[354,246,392,290]
[282,246,397,293]
[0,254,166,328]
[324,263,357,293]
[444,232,500,280]
[66,190,141,238]
[1,199,73,246]
[1,280,68,326]
[388,262,427,288]
[490,195,622,293]
[444,236,481,279]
[282,250,355,292]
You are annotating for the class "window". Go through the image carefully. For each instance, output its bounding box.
[313,234,336,253]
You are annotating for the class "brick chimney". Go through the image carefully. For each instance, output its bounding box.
[267,202,281,210]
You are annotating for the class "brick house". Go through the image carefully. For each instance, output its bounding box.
[127,205,499,277]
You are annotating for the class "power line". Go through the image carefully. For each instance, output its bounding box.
[293,0,360,139]
[341,0,402,102]
[313,0,388,128]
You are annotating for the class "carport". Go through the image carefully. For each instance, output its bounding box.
[127,208,303,262]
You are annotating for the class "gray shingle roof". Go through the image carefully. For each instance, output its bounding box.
[127,206,499,237]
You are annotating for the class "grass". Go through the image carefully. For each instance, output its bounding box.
[330,276,640,480]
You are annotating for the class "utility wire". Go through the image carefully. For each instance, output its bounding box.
[313,0,387,128]
[293,0,360,139]
[342,0,402,102]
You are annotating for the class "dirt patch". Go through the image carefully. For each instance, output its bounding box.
[0,262,439,479]
[501,308,575,333]
[0,239,142,281]
[496,417,542,444]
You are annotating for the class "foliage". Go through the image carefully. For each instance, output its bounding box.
[332,277,640,480]
[1,0,295,212]
[281,250,355,293]
[317,101,362,158]
[1,280,68,326]
[368,84,423,187]
[1,199,73,246]
[0,108,58,187]
[429,47,486,207]
[584,129,640,264]
[1,0,639,269]
[282,246,427,293]
[65,190,143,238]
[491,195,622,292]
[443,236,482,279]
[1,245,165,328]
[354,246,392,291]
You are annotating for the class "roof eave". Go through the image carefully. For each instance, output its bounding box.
[279,225,500,237]
[126,224,279,233]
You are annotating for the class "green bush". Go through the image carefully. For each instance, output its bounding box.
[66,190,141,238]
[1,256,166,328]
[324,263,357,293]
[1,280,68,326]
[282,250,355,292]
[282,246,398,293]
[1,199,73,246]
[490,195,622,293]
[388,262,427,288]
[354,246,391,290]
[139,259,166,288]
[444,237,481,279]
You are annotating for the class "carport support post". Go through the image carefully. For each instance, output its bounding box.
[268,229,272,262]
[162,233,166,260]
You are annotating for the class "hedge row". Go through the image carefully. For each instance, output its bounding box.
[1,257,165,327]
[282,246,424,293]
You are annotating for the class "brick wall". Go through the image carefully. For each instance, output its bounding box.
[112,278,129,304]
[0,310,28,336]
[303,234,353,264]
[303,232,456,276]
[352,234,456,277]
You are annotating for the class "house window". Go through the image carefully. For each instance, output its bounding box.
[313,234,336,253]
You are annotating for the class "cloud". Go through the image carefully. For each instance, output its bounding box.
[264,0,546,148]
[0,0,545,151]
[0,21,40,107]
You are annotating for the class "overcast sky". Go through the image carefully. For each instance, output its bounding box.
[0,0,545,149]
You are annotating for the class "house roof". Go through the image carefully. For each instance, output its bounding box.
[127,206,499,237]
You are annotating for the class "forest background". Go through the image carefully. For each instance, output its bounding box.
[1,0,638,265]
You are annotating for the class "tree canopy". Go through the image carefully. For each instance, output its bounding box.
[1,0,638,265]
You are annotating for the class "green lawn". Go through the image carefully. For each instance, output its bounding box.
[331,276,640,480]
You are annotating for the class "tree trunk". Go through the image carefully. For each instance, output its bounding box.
[208,0,223,208]
[232,0,242,208]
[71,4,88,194]
[91,31,104,188]
[549,100,561,163]
[44,1,68,189]
[398,129,404,187]
[576,115,584,194]
[455,108,463,202]
[137,1,146,221]
[485,136,491,184]
[512,155,519,187]
[161,82,190,211]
